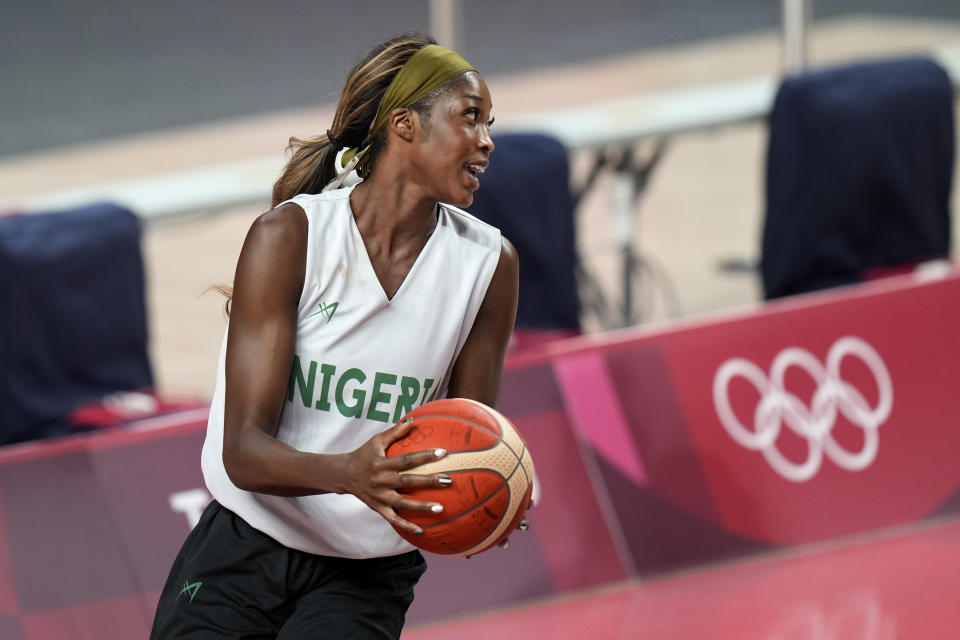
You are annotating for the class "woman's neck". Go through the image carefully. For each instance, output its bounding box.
[349,177,438,259]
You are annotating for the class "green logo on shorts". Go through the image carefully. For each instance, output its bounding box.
[177,580,203,603]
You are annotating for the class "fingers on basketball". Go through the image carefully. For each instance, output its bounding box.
[385,414,420,444]
[395,468,451,490]
[384,398,536,557]
[389,447,447,472]
[380,505,423,536]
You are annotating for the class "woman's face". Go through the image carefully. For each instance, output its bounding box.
[411,71,495,208]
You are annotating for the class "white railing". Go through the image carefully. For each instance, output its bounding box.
[8,43,960,222]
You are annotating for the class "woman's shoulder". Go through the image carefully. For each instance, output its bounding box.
[281,187,352,212]
[266,190,354,235]
[437,202,501,250]
[248,200,309,246]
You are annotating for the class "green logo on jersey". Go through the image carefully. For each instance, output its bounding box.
[307,300,339,323]
[177,580,203,603]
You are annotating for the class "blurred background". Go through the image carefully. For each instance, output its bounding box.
[5,0,960,398]
[2,0,959,397]
[2,2,960,638]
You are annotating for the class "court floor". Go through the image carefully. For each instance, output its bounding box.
[404,516,960,639]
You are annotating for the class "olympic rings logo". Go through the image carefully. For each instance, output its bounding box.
[394,424,435,448]
[764,588,895,640]
[712,336,893,482]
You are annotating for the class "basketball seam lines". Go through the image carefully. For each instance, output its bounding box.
[419,412,526,464]
[404,401,532,555]
[406,405,526,463]
[459,449,529,555]
[418,452,525,531]
[405,414,503,453]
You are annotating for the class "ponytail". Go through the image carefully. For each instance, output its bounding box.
[271,132,338,207]
[271,34,437,206]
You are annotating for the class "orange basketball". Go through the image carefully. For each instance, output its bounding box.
[385,398,535,556]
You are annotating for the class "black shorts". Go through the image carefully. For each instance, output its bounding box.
[150,500,426,639]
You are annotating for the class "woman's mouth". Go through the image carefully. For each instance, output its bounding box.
[464,163,486,189]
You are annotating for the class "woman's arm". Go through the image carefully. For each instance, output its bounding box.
[220,202,446,534]
[448,238,538,538]
[449,238,542,512]
[447,237,520,405]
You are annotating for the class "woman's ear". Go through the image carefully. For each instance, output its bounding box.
[389,107,416,143]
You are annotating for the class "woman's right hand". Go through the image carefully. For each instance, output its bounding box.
[339,419,453,536]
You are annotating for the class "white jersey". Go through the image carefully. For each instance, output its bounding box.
[201,187,502,558]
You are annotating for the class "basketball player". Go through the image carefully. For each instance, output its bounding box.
[151,34,520,638]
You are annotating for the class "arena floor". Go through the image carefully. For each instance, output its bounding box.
[404,515,960,639]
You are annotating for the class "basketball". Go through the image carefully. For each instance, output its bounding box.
[385,398,535,557]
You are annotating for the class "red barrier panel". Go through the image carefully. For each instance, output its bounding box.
[1,270,958,637]
[540,268,960,577]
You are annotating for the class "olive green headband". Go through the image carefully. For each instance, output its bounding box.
[330,44,477,187]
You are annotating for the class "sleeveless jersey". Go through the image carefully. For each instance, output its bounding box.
[201,187,502,558]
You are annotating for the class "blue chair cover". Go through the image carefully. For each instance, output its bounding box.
[0,203,153,444]
[761,57,954,299]
[466,133,581,330]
